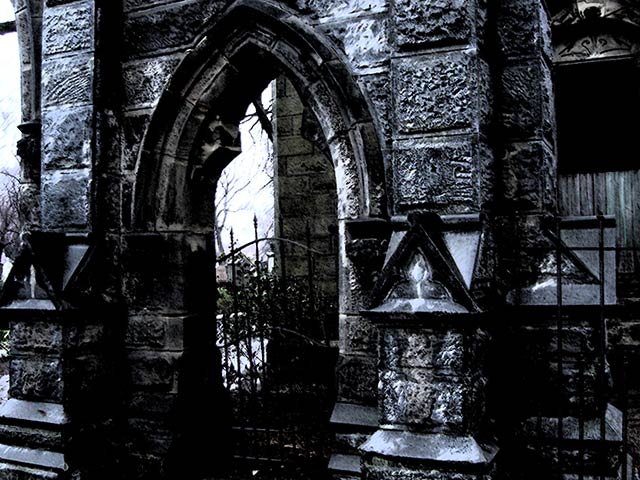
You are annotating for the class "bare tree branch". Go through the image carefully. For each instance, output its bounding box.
[251,97,273,142]
[0,21,16,35]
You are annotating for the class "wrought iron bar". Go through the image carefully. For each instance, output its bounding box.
[597,213,606,480]
[556,216,565,474]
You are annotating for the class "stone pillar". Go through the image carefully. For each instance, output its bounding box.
[361,314,497,479]
[390,0,493,216]
[0,233,119,478]
[356,212,496,479]
[496,0,556,215]
[40,0,97,230]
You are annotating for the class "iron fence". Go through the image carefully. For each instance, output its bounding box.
[492,215,640,479]
[215,218,338,476]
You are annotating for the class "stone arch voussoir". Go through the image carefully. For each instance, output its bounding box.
[132,0,387,231]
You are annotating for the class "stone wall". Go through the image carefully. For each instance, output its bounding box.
[274,76,338,298]
[5,0,640,479]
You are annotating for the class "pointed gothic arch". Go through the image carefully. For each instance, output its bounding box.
[132,0,388,231]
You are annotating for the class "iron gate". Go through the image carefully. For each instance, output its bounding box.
[215,219,338,476]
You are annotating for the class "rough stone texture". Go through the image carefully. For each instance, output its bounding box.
[499,59,555,142]
[497,0,553,62]
[393,138,482,212]
[500,141,555,212]
[128,351,179,390]
[42,56,93,108]
[363,452,495,480]
[125,315,184,350]
[42,2,94,56]
[123,55,181,109]
[322,16,389,72]
[122,233,210,313]
[393,51,487,134]
[359,72,392,144]
[123,1,223,57]
[376,324,487,433]
[274,77,338,298]
[381,329,465,371]
[10,322,63,355]
[379,369,485,431]
[339,314,378,356]
[42,106,93,170]
[41,169,91,228]
[336,354,378,405]
[392,0,472,48]
[9,358,63,402]
[301,0,388,20]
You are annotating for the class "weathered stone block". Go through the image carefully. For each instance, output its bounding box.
[393,0,471,48]
[336,354,377,405]
[393,51,484,134]
[128,392,178,417]
[499,59,555,141]
[43,2,94,56]
[126,316,167,348]
[123,2,220,57]
[362,432,497,479]
[10,357,63,402]
[276,96,305,118]
[123,56,180,109]
[380,328,465,371]
[379,369,484,431]
[393,138,480,212]
[126,418,172,455]
[42,106,92,170]
[301,0,387,19]
[278,137,314,158]
[128,351,178,390]
[359,72,391,144]
[339,314,378,355]
[41,169,91,229]
[501,141,555,211]
[497,0,553,62]
[42,55,94,107]
[122,233,210,313]
[10,322,63,354]
[322,17,389,72]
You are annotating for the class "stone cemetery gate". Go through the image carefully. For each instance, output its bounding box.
[1,0,640,479]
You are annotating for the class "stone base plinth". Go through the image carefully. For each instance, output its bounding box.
[0,399,69,479]
[361,430,497,480]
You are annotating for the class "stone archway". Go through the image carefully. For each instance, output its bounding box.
[129,0,389,475]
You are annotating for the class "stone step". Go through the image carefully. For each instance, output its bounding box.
[0,424,64,451]
[0,400,67,451]
[0,442,66,474]
[331,402,377,456]
[328,453,360,480]
[0,462,61,480]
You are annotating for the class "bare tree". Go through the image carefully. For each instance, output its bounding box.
[214,89,275,257]
[0,169,21,260]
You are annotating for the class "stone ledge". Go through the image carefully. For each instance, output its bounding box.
[0,442,65,471]
[328,453,361,475]
[331,402,378,430]
[0,463,59,480]
[360,429,497,465]
[0,400,67,428]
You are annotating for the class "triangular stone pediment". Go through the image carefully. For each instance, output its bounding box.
[0,233,94,311]
[370,213,480,314]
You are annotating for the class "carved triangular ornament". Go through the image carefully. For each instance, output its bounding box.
[0,233,94,311]
[369,213,480,314]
